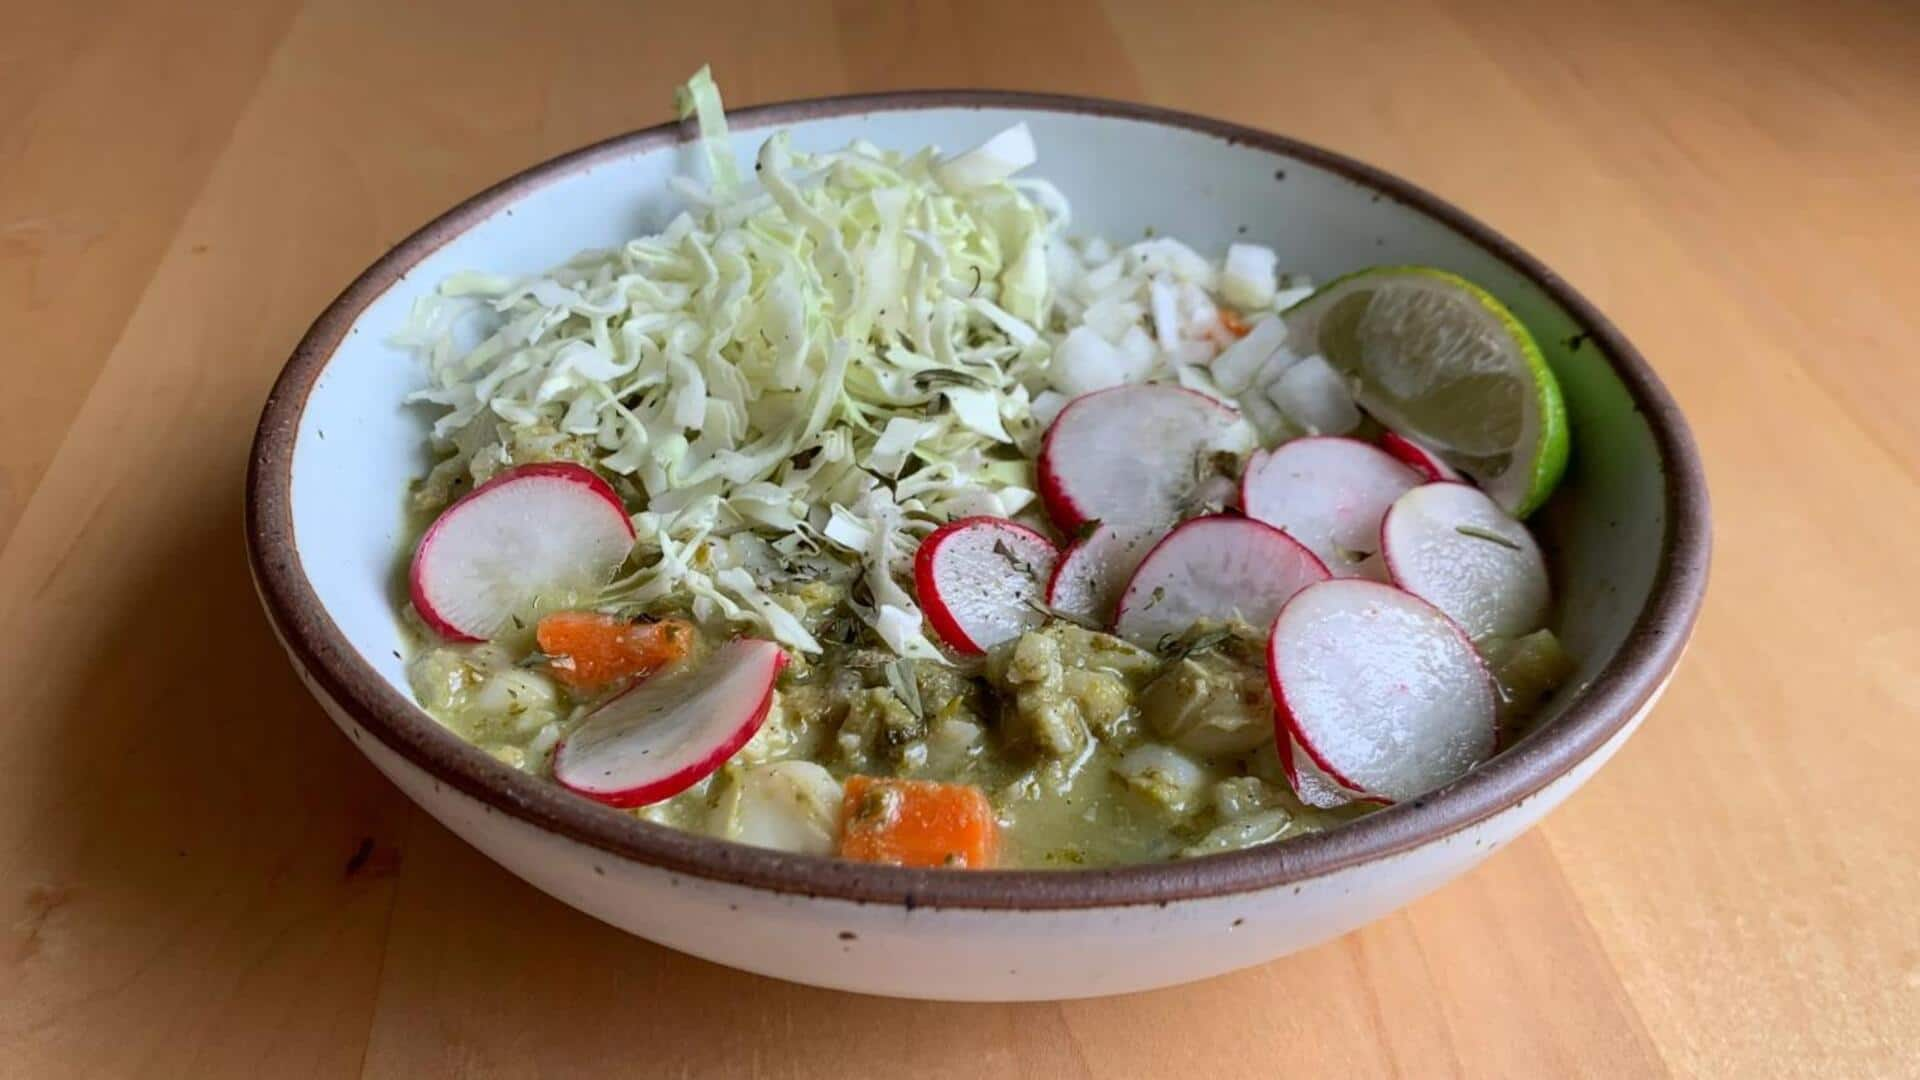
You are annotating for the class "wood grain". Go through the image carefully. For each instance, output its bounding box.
[2,0,1915,1075]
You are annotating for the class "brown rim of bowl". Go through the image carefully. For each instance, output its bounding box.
[246,89,1710,911]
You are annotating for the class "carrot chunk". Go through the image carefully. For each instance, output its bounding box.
[535,611,694,693]
[839,777,998,869]
[1217,308,1253,339]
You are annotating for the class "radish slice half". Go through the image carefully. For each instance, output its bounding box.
[1114,515,1329,646]
[1380,430,1462,482]
[552,639,786,808]
[1038,384,1250,533]
[1381,482,1550,640]
[1275,730,1373,809]
[1045,522,1160,627]
[915,517,1060,654]
[1268,579,1496,804]
[1240,436,1421,577]
[410,462,635,641]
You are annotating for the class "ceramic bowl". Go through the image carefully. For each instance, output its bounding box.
[247,92,1709,1001]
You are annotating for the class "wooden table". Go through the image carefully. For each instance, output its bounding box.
[5,1,1916,1074]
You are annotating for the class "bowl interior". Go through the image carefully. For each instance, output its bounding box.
[282,99,1671,859]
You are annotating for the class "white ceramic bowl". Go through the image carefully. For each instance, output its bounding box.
[247,92,1709,1001]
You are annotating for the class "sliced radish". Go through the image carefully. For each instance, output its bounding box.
[1275,730,1372,809]
[410,462,635,641]
[1381,482,1550,640]
[1045,522,1160,627]
[914,517,1059,654]
[552,639,786,808]
[1380,430,1462,482]
[1038,384,1251,533]
[1113,516,1328,646]
[1240,436,1421,577]
[1268,579,1496,804]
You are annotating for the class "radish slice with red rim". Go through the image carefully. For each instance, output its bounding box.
[1381,482,1550,640]
[1240,436,1421,577]
[1038,384,1251,533]
[410,462,635,641]
[915,517,1060,654]
[1380,430,1462,482]
[1268,579,1496,804]
[1275,730,1373,809]
[1113,515,1328,647]
[552,639,786,808]
[1045,522,1160,628]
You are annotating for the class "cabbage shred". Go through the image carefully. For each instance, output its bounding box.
[401,71,1310,660]
[400,70,1065,659]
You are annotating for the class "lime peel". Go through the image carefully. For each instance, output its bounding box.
[1282,266,1568,516]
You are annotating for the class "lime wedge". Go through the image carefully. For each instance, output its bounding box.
[1282,267,1568,517]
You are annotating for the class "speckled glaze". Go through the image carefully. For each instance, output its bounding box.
[246,92,1710,1000]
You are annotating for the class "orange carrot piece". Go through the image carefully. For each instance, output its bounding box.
[535,611,694,692]
[839,777,998,869]
[1217,308,1253,338]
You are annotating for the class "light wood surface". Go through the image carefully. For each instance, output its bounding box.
[3,1,1916,1075]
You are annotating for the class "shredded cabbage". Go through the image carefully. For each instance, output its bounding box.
[400,70,1311,659]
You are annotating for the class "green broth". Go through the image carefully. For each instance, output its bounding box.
[406,603,1380,867]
